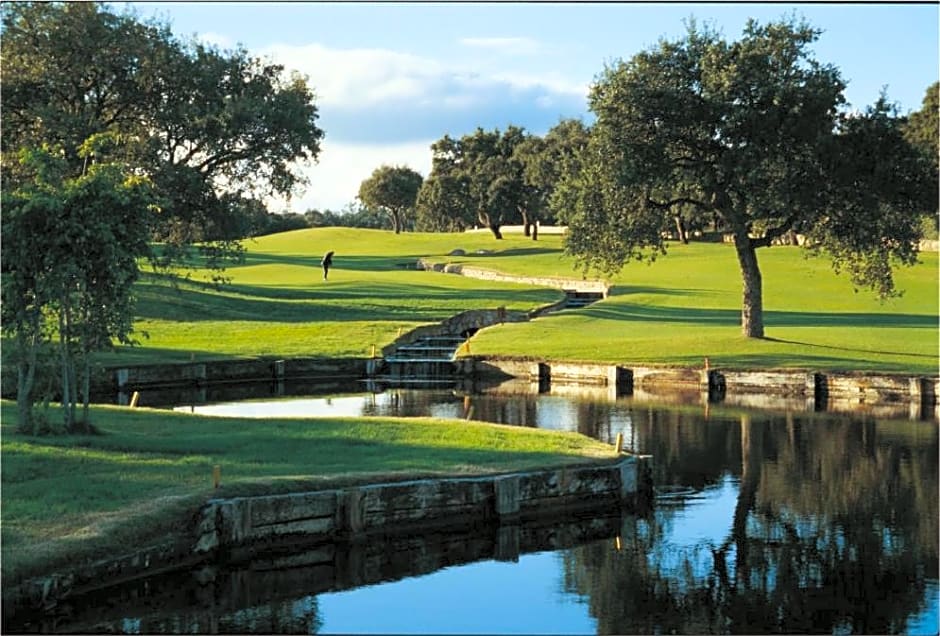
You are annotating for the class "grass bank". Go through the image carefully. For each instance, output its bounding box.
[111,227,938,374]
[106,227,561,365]
[418,235,939,375]
[0,400,615,582]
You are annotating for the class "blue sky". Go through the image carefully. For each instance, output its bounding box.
[122,2,939,212]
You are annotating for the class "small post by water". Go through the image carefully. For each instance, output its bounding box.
[615,432,624,454]
[213,465,221,489]
[371,344,376,358]
[129,391,140,408]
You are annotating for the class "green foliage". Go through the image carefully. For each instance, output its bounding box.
[1,1,324,272]
[357,165,423,234]
[903,81,939,172]
[903,81,940,237]
[563,16,935,338]
[420,127,532,239]
[1,144,156,432]
[0,400,613,580]
[416,173,473,232]
[535,119,591,226]
[807,97,936,297]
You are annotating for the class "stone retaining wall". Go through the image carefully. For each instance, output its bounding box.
[415,258,611,296]
[194,456,651,557]
[379,308,532,358]
[114,357,369,393]
[463,358,938,419]
[4,456,652,617]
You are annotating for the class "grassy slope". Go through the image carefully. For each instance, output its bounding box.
[108,227,938,373]
[426,235,939,374]
[108,228,561,364]
[0,400,614,581]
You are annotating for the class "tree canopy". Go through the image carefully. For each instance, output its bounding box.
[418,126,532,239]
[2,1,324,265]
[358,165,423,234]
[0,1,324,430]
[563,18,935,338]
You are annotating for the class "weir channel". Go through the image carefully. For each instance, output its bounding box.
[377,289,604,384]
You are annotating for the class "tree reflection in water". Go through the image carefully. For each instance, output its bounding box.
[563,410,938,634]
[17,393,935,635]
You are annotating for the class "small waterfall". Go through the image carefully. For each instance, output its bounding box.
[382,335,467,384]
[563,290,604,309]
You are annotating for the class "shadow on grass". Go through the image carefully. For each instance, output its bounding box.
[579,302,936,329]
[134,279,557,323]
[763,337,938,360]
[99,344,240,366]
[227,252,426,273]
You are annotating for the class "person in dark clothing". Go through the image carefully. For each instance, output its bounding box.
[321,250,334,280]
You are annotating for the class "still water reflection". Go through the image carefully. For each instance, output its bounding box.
[18,388,940,634]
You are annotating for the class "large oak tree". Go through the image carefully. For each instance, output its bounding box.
[1,1,324,428]
[2,2,324,262]
[564,18,935,338]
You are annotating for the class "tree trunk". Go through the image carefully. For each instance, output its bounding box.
[674,215,689,244]
[16,332,38,434]
[531,222,538,241]
[81,355,91,425]
[489,223,503,239]
[732,231,765,338]
[521,210,531,236]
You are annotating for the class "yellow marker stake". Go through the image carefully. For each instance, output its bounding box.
[371,344,376,358]
[614,432,624,454]
[213,465,221,489]
[129,391,140,408]
[615,535,622,551]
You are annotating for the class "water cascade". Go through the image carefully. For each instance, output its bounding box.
[382,335,468,383]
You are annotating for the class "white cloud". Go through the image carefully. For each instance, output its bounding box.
[458,36,541,56]
[253,41,589,210]
[268,139,434,213]
[263,43,444,108]
[261,42,586,113]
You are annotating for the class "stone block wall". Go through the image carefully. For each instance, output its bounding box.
[193,456,651,557]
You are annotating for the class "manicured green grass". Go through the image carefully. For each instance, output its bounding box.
[105,228,563,364]
[3,228,940,374]
[50,227,940,372]
[430,235,938,374]
[0,399,615,582]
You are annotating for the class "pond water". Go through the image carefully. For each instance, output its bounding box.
[12,386,939,634]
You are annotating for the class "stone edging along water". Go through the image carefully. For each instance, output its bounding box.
[3,455,652,615]
[415,257,611,296]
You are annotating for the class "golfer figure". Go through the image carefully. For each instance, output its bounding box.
[321,250,334,280]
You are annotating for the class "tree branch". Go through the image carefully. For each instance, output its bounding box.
[751,214,798,248]
[647,196,710,211]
